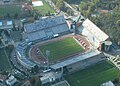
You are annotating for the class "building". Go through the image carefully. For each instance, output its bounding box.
[6,75,17,86]
[40,72,62,84]
[81,18,109,48]
[0,82,6,86]
[101,81,115,86]
[0,74,7,82]
[0,20,13,30]
[1,31,14,47]
[32,0,43,7]
[22,80,31,86]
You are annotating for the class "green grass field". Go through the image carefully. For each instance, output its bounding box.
[65,61,120,86]
[0,48,12,72]
[33,0,55,15]
[0,5,22,17]
[39,37,84,62]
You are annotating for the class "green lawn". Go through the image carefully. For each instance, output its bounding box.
[65,61,120,86]
[0,48,12,72]
[33,0,55,16]
[39,37,84,62]
[0,5,22,17]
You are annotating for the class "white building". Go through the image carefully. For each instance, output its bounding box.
[101,81,115,86]
[6,75,17,86]
[32,1,43,7]
[40,72,62,84]
[82,18,109,48]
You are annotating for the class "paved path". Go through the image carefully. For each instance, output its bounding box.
[104,52,120,70]
[4,48,12,69]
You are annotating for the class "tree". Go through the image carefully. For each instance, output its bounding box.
[46,11,51,16]
[67,8,74,16]
[30,77,36,86]
[31,65,39,73]
[85,6,92,17]
[56,0,65,11]
[30,76,42,86]
[91,7,120,45]
[116,20,120,27]
[35,78,42,86]
[79,1,87,11]
[6,13,10,18]
[14,13,18,19]
[4,30,10,37]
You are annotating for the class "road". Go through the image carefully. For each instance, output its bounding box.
[63,1,80,15]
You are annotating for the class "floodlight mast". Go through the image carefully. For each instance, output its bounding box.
[46,50,50,69]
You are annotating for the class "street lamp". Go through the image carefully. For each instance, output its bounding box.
[46,50,50,69]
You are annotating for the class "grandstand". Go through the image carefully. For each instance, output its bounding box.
[23,16,70,42]
[50,50,105,72]
[16,41,36,70]
[81,18,109,48]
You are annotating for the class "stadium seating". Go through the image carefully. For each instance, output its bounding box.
[24,16,70,42]
[16,41,36,69]
[82,19,109,48]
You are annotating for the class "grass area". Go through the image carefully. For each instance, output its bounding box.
[0,48,12,72]
[0,5,22,17]
[53,81,70,86]
[33,0,55,16]
[39,37,84,62]
[65,60,120,86]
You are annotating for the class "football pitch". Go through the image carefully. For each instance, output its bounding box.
[33,0,55,15]
[0,5,22,17]
[39,37,84,62]
[65,60,119,86]
[0,48,12,72]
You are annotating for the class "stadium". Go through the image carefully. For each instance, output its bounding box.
[16,15,109,73]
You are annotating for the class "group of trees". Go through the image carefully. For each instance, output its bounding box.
[90,0,120,45]
[51,0,74,15]
[78,0,99,17]
[65,0,120,45]
[31,65,39,73]
[51,0,65,11]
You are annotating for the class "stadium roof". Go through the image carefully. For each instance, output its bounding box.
[82,19,109,42]
[24,16,66,33]
[24,16,69,42]
[50,50,101,70]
